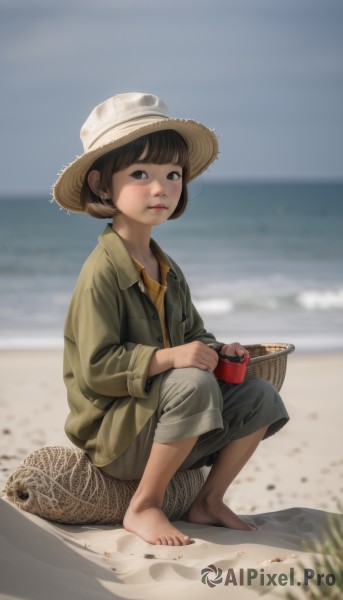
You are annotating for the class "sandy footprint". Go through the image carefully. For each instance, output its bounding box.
[116,530,221,560]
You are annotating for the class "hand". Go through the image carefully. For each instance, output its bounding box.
[171,341,219,372]
[220,342,249,359]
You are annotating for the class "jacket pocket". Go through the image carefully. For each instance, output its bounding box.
[126,317,158,345]
[169,312,187,346]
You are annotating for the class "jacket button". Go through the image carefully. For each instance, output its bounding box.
[152,314,158,320]
[145,378,152,392]
[157,335,163,343]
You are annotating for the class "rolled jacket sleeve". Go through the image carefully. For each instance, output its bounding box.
[68,282,158,400]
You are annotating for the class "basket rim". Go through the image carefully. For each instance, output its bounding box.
[245,342,295,365]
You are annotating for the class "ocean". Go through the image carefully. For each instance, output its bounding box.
[1,181,342,352]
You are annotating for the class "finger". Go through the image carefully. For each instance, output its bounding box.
[200,349,218,366]
[197,354,217,371]
[230,343,247,357]
[203,357,219,372]
[203,348,219,362]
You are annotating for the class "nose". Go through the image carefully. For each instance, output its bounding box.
[151,177,166,196]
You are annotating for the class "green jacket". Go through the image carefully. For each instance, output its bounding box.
[64,224,222,467]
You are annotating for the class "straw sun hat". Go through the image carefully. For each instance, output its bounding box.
[52,92,219,213]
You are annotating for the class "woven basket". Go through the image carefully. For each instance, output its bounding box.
[244,343,295,391]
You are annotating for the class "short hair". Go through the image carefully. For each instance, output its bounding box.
[80,130,190,219]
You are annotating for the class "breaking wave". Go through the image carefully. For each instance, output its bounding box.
[297,289,343,310]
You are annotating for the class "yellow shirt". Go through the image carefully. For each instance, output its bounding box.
[131,250,171,348]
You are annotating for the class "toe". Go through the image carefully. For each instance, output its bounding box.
[173,537,183,546]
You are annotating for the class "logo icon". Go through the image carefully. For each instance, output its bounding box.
[201,564,223,587]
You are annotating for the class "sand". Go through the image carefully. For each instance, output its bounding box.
[0,349,342,599]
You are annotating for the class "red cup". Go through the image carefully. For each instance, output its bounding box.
[214,354,249,384]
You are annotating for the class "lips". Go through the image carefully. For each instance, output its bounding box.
[148,204,168,209]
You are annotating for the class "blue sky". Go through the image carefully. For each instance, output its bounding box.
[1,0,342,194]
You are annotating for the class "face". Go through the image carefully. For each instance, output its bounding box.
[110,162,183,229]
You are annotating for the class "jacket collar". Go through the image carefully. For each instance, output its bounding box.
[99,224,178,290]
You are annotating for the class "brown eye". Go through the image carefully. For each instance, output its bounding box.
[131,170,147,179]
[167,171,182,180]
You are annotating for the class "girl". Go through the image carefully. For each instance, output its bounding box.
[53,92,289,546]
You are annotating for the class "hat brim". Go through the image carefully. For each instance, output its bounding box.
[52,116,218,213]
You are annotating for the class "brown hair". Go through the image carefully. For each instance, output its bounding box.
[80,130,190,219]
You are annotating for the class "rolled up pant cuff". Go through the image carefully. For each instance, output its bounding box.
[153,408,223,444]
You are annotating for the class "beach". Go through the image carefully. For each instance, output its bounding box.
[1,348,342,599]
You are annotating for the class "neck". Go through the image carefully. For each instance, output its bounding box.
[112,218,152,261]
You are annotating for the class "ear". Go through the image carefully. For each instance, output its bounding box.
[87,170,110,199]
[87,170,101,195]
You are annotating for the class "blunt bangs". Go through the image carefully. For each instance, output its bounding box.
[108,130,190,173]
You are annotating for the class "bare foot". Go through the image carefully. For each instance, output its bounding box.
[123,502,192,545]
[187,496,256,531]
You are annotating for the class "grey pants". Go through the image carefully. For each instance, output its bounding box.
[102,368,289,480]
